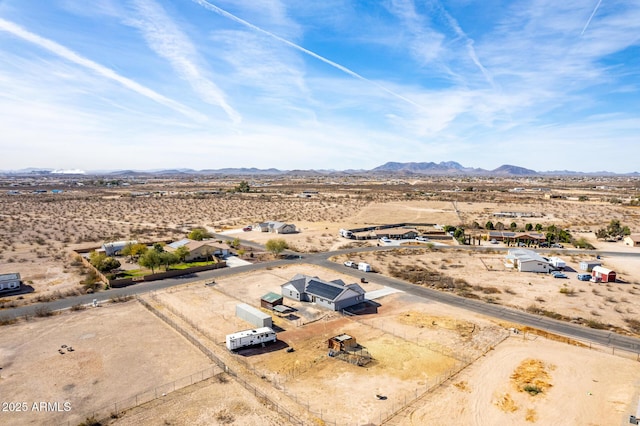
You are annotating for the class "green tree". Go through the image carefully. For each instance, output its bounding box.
[485,221,495,230]
[525,223,533,231]
[235,180,250,193]
[153,242,165,253]
[495,222,505,230]
[535,223,543,232]
[509,222,518,231]
[174,246,190,262]
[159,252,179,270]
[89,251,121,272]
[139,250,161,274]
[265,238,288,257]
[188,228,211,241]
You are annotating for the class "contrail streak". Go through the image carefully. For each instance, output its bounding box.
[581,0,603,36]
[132,0,241,124]
[0,18,207,122]
[190,0,425,109]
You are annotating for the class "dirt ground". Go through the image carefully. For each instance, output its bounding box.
[330,244,640,334]
[2,180,640,424]
[109,374,288,426]
[0,301,211,425]
[400,335,640,425]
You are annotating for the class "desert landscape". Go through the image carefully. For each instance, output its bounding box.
[1,174,640,425]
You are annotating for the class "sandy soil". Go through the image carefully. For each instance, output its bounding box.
[399,336,640,425]
[109,374,289,426]
[0,301,211,425]
[331,246,640,334]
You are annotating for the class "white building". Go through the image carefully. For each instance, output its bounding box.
[506,249,552,273]
[0,273,21,293]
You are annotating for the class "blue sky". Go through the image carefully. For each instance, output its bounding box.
[0,0,638,173]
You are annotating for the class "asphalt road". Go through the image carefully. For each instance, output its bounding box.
[2,239,640,355]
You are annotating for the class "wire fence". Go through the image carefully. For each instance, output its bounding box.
[70,366,222,425]
[136,296,306,426]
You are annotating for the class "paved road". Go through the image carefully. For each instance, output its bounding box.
[2,239,640,355]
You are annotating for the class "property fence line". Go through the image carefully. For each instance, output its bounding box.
[136,296,308,426]
[70,365,222,425]
[508,327,640,362]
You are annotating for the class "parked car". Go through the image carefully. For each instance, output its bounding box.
[490,239,498,244]
[577,274,591,281]
[380,237,392,243]
[552,272,568,279]
[518,242,527,247]
[343,261,355,268]
[415,236,429,242]
[551,243,564,248]
[242,226,252,231]
[539,242,549,248]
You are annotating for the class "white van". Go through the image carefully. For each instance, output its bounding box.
[358,262,371,272]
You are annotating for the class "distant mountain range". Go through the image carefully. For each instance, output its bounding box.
[2,162,637,177]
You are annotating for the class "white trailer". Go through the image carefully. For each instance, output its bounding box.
[339,229,353,238]
[549,257,566,270]
[358,262,372,272]
[226,327,277,351]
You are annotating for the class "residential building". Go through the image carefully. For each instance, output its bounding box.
[623,234,640,247]
[165,239,229,261]
[281,274,366,311]
[505,249,552,273]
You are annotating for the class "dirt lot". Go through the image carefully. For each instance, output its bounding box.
[401,335,640,425]
[0,301,211,425]
[330,244,640,334]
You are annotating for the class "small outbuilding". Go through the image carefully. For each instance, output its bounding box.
[260,292,284,310]
[328,334,357,351]
[102,240,137,256]
[0,273,21,293]
[235,303,272,328]
[579,260,602,272]
[624,234,640,247]
[591,266,616,283]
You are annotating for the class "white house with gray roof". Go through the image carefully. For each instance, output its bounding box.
[256,221,297,234]
[0,273,21,293]
[505,249,552,273]
[281,274,365,311]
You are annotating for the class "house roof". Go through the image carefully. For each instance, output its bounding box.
[282,274,365,302]
[592,266,615,274]
[507,249,549,264]
[166,239,226,252]
[626,234,640,242]
[306,279,345,300]
[0,273,20,282]
[261,292,283,303]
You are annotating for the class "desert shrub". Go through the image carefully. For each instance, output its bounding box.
[110,295,133,303]
[0,316,18,326]
[71,304,86,311]
[624,318,640,333]
[78,416,102,426]
[34,306,53,317]
[586,319,607,329]
[524,385,542,395]
[559,287,575,296]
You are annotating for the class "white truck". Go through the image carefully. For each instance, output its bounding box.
[358,262,372,272]
[339,229,353,238]
[225,327,277,351]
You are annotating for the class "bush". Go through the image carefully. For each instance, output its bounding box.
[34,306,53,317]
[524,385,542,395]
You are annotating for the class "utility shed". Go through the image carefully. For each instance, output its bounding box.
[260,292,283,310]
[592,266,616,283]
[580,260,602,271]
[328,334,357,351]
[0,273,21,293]
[235,303,272,328]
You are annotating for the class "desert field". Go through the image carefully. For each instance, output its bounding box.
[1,175,640,424]
[0,300,212,425]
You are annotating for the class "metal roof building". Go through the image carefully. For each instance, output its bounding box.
[281,274,366,311]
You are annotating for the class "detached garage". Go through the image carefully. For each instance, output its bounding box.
[591,266,616,283]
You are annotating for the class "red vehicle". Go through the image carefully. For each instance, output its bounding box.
[242,226,252,231]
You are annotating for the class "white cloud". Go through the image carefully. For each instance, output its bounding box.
[128,0,241,124]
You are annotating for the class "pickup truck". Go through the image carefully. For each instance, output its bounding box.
[343,261,357,268]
